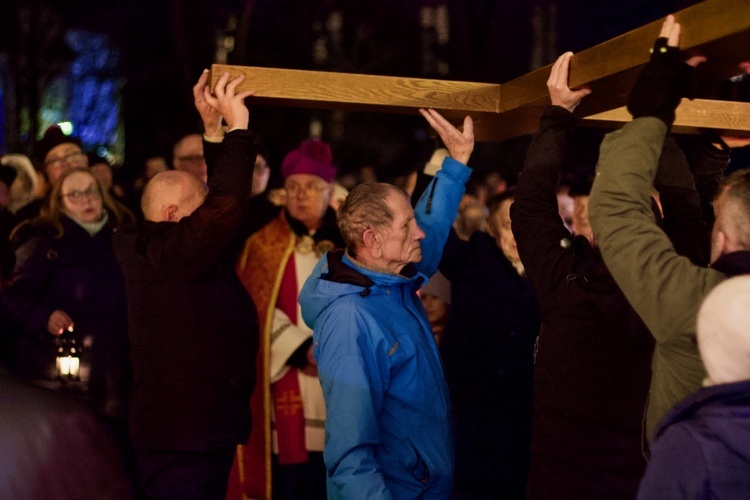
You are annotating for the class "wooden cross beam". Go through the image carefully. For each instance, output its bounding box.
[210,0,750,141]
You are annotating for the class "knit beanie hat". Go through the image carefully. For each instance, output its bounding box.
[697,275,750,385]
[36,126,83,164]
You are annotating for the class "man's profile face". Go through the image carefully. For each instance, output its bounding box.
[377,191,426,272]
[489,198,520,263]
[285,173,331,230]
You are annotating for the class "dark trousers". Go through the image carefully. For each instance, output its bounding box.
[134,446,236,500]
[271,451,326,500]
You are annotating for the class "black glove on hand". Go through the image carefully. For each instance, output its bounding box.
[627,37,695,128]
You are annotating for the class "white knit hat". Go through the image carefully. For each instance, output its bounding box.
[697,275,750,385]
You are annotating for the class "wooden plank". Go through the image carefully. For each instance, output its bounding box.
[209,0,750,141]
[583,99,750,137]
[209,65,501,114]
[501,0,750,117]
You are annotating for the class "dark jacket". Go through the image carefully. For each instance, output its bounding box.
[588,118,730,436]
[113,129,260,451]
[0,215,130,418]
[438,228,540,498]
[637,380,750,499]
[511,106,655,500]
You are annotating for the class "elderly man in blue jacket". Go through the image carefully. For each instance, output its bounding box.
[299,109,473,499]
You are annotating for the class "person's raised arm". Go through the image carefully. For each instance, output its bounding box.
[588,15,722,344]
[193,70,223,140]
[413,109,473,277]
[511,52,590,300]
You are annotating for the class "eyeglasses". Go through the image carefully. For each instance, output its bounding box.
[176,155,205,164]
[45,151,86,169]
[285,182,329,197]
[62,188,102,204]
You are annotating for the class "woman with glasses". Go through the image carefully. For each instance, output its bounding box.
[0,167,135,478]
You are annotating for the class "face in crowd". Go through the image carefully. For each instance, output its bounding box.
[252,154,270,196]
[44,142,89,184]
[60,170,105,223]
[173,134,207,184]
[285,173,332,230]
[488,197,520,263]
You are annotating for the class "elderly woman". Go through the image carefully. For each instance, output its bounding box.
[0,167,133,459]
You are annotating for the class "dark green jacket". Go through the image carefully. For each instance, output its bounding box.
[589,117,725,439]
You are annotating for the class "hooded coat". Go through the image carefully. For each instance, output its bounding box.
[299,157,471,499]
[637,380,750,498]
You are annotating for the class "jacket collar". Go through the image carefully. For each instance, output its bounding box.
[712,250,750,277]
[285,207,344,248]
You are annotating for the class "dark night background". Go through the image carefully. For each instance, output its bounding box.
[0,0,710,188]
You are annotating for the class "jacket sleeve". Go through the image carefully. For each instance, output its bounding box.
[0,234,57,336]
[510,105,577,306]
[413,157,471,278]
[140,130,258,280]
[314,303,393,500]
[588,117,724,346]
[636,425,709,499]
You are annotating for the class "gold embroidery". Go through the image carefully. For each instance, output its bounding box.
[275,390,303,416]
[296,236,335,258]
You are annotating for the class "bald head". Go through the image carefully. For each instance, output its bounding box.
[141,170,208,222]
[697,275,750,385]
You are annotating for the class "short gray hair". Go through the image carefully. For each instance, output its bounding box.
[718,169,750,250]
[337,182,409,254]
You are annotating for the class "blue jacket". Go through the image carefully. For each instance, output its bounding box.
[637,380,750,499]
[300,158,471,499]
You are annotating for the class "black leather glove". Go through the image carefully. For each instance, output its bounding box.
[627,37,695,128]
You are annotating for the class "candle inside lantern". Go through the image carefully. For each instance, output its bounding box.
[68,356,80,379]
[58,355,71,376]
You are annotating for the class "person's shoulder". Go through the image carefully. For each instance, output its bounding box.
[9,219,54,249]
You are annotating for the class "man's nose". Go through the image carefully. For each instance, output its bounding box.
[415,224,426,240]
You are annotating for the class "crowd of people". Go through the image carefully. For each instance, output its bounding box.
[1,14,749,499]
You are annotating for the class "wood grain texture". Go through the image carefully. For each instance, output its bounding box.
[583,99,750,137]
[209,0,750,141]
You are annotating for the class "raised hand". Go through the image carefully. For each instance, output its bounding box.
[193,70,222,138]
[547,52,592,112]
[627,14,706,128]
[419,109,474,165]
[203,72,255,132]
[48,309,74,336]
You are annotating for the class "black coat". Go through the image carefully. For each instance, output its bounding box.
[0,215,130,418]
[113,130,260,451]
[511,106,655,500]
[438,228,540,498]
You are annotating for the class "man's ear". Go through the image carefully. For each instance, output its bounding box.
[363,228,381,258]
[163,204,179,222]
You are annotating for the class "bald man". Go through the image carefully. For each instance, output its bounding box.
[637,276,750,498]
[113,71,260,498]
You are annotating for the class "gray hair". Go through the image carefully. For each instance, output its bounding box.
[337,182,409,254]
[718,169,750,250]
